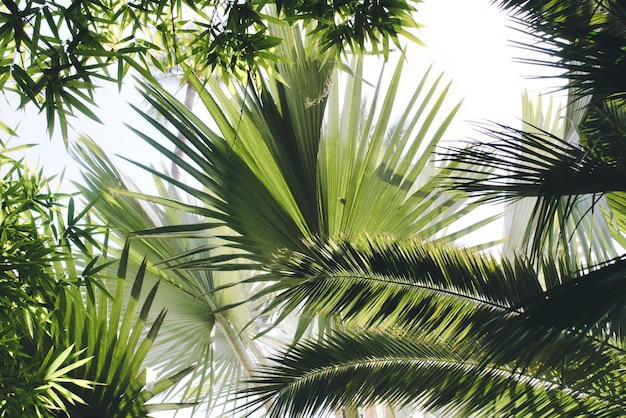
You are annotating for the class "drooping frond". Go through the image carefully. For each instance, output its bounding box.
[263,236,626,357]
[495,92,620,265]
[440,117,626,262]
[246,331,626,418]
[264,236,537,332]
[441,122,626,201]
[245,235,626,417]
[495,0,626,103]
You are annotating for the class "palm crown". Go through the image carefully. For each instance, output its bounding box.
[75,1,626,416]
[74,20,495,416]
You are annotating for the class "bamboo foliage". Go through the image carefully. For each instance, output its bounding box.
[0,139,193,416]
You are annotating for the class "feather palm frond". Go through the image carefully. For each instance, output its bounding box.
[245,236,626,417]
[441,123,626,200]
[499,93,620,265]
[245,331,626,418]
[263,236,626,357]
[495,0,626,103]
[440,118,626,262]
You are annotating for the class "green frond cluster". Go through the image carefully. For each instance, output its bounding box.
[13,1,626,416]
[247,236,626,417]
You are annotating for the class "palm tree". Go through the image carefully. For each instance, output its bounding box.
[72,20,497,416]
[233,1,626,416]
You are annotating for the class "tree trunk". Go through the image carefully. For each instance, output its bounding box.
[362,404,396,418]
[363,407,377,418]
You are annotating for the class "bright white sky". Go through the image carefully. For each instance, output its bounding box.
[3,0,559,192]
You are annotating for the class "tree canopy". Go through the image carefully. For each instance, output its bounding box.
[0,0,421,136]
[6,0,626,416]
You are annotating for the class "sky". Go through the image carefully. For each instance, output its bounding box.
[2,0,560,193]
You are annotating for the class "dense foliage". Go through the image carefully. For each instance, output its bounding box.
[235,1,626,415]
[0,142,92,416]
[5,0,626,417]
[0,142,193,416]
[68,20,494,415]
[0,0,421,136]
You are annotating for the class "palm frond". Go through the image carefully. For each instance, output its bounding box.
[266,236,626,348]
[440,117,626,262]
[245,331,626,418]
[499,92,620,265]
[244,235,626,416]
[518,254,626,344]
[264,236,529,332]
[441,122,626,200]
[606,192,626,248]
[128,21,495,266]
[318,60,473,241]
[495,0,626,103]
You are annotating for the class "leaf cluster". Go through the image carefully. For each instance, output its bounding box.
[67,23,490,416]
[226,3,626,416]
[0,0,421,136]
[0,140,194,416]
[0,139,101,416]
[245,236,626,417]
[71,135,269,414]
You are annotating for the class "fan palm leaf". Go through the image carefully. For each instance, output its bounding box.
[125,22,496,261]
[70,22,500,415]
[71,138,272,415]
